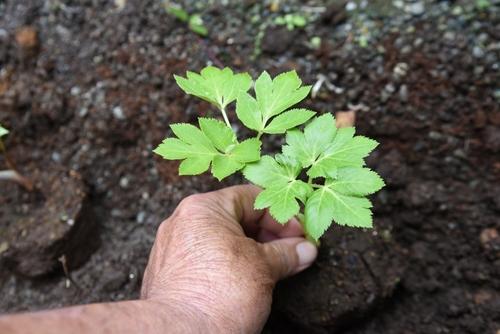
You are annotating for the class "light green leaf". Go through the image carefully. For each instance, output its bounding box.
[229,138,261,163]
[210,139,261,181]
[0,124,8,138]
[170,123,214,150]
[154,123,259,180]
[236,93,261,130]
[310,132,378,177]
[256,70,311,121]
[174,67,252,109]
[153,138,216,160]
[263,108,316,134]
[211,155,243,181]
[304,184,373,240]
[243,155,296,187]
[255,180,312,223]
[199,118,236,152]
[179,156,212,175]
[188,14,208,36]
[282,114,337,168]
[330,168,385,196]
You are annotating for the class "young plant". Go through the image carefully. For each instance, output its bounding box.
[154,67,385,242]
[0,124,33,191]
[164,3,208,37]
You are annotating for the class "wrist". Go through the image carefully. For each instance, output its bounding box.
[140,299,222,333]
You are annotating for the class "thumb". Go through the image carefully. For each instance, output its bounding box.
[260,237,318,281]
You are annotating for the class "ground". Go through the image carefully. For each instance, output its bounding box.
[0,0,499,333]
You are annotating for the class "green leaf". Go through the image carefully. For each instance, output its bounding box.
[165,5,189,22]
[310,130,378,178]
[174,67,252,109]
[330,168,385,196]
[229,138,261,163]
[244,155,311,223]
[179,156,212,175]
[154,123,260,180]
[236,93,261,131]
[212,138,262,181]
[255,70,311,122]
[304,183,373,240]
[153,138,216,160]
[282,114,337,168]
[211,155,244,181]
[243,155,296,187]
[188,14,208,36]
[170,123,214,150]
[199,118,236,152]
[263,108,316,134]
[255,180,312,223]
[0,124,8,138]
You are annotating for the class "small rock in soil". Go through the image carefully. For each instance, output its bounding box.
[273,226,405,332]
[261,26,297,55]
[479,228,499,250]
[0,167,98,277]
[15,26,38,50]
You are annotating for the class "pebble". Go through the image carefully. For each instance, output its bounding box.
[406,2,425,16]
[472,46,485,58]
[112,106,125,120]
[399,84,409,102]
[136,211,146,224]
[119,177,129,188]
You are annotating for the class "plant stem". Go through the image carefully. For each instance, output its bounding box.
[257,131,263,140]
[0,169,34,191]
[220,107,232,128]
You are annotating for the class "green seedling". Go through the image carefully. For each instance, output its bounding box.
[164,3,208,37]
[274,13,308,31]
[154,67,385,242]
[0,124,33,191]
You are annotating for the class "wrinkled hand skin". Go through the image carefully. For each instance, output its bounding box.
[141,185,317,333]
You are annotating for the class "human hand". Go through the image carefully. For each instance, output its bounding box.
[141,185,318,333]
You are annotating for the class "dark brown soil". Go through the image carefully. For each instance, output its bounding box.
[1,1,499,333]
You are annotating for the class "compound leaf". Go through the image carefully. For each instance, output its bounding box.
[304,183,374,240]
[263,108,316,134]
[244,155,312,223]
[255,180,312,223]
[282,114,337,168]
[154,124,260,181]
[199,117,236,152]
[310,131,378,178]
[175,67,252,109]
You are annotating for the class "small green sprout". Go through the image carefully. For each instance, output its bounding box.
[275,13,308,31]
[164,3,208,37]
[154,67,385,242]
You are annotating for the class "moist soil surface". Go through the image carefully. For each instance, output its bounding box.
[1,1,499,333]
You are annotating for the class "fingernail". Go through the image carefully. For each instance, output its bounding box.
[296,241,317,267]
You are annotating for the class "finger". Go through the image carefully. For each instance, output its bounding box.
[258,214,304,238]
[260,238,317,281]
[205,185,265,235]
